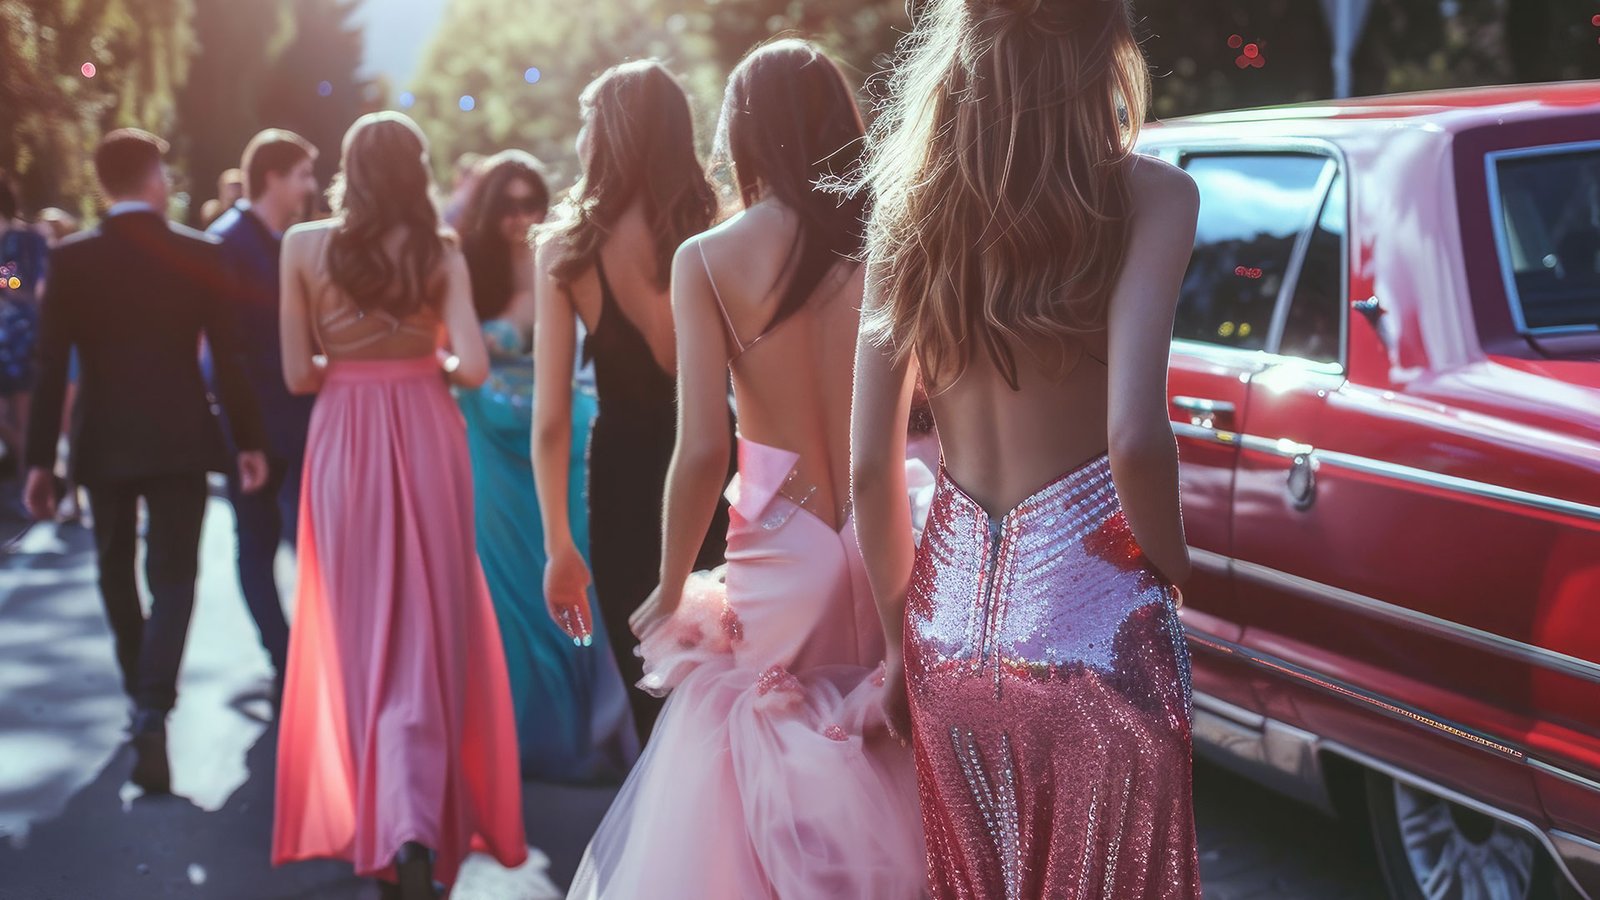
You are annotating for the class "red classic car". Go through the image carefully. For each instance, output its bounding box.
[1141,83,1600,900]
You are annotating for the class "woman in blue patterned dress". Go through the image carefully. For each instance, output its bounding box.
[456,151,638,780]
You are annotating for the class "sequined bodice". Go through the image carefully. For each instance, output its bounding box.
[910,454,1181,695]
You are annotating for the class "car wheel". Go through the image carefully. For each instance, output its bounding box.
[1365,770,1559,900]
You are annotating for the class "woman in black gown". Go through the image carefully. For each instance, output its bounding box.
[532,59,730,738]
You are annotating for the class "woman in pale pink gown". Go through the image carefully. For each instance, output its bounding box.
[562,41,925,900]
[272,112,527,900]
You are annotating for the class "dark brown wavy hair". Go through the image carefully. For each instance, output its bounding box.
[542,60,715,291]
[460,150,549,321]
[860,0,1150,390]
[326,112,446,316]
[716,39,869,333]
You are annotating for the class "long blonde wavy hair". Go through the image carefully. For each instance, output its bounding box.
[860,0,1150,390]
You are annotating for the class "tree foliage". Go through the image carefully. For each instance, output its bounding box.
[176,0,374,221]
[0,0,195,214]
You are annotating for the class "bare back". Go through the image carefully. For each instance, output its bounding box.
[927,156,1195,518]
[692,202,862,529]
[293,222,443,361]
[562,203,678,375]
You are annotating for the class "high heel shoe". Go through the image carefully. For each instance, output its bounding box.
[394,841,436,900]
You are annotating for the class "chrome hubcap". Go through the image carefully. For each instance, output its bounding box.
[1393,781,1537,900]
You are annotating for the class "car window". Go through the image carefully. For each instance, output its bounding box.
[1176,154,1332,351]
[1279,172,1345,365]
[1491,146,1600,333]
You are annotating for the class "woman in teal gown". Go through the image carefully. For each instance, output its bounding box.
[456,151,638,780]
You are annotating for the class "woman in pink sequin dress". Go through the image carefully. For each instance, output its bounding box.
[850,1,1204,898]
[562,41,925,900]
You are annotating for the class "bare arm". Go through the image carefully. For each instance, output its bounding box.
[531,239,579,557]
[850,263,919,660]
[1105,164,1200,586]
[438,248,489,388]
[279,229,325,396]
[655,240,734,607]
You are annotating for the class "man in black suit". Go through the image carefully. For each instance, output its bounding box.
[23,129,269,793]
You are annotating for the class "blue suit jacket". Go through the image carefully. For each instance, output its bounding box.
[207,203,315,462]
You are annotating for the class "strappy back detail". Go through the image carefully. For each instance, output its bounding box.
[696,242,802,363]
[316,303,437,354]
[306,226,440,358]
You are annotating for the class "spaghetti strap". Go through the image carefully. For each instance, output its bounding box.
[697,242,746,356]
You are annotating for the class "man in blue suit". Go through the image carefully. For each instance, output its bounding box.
[207,129,319,688]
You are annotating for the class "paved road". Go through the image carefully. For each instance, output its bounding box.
[0,496,1389,899]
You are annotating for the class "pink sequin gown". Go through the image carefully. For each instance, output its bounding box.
[568,437,927,900]
[905,453,1199,899]
[273,356,528,887]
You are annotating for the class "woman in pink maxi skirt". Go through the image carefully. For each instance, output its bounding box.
[272,112,527,900]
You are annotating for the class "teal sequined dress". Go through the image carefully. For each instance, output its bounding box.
[457,319,639,780]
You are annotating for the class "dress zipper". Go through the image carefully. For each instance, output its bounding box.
[975,516,1005,668]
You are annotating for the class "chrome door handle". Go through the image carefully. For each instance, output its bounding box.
[1172,396,1236,415]
[1172,396,1236,429]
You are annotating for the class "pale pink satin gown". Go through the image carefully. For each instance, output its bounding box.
[273,249,527,888]
[567,437,927,899]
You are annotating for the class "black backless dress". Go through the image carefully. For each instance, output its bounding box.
[582,261,731,737]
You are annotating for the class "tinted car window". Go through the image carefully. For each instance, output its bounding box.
[1492,147,1600,332]
[1176,154,1332,351]
[1279,172,1345,365]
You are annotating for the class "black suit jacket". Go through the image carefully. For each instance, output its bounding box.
[26,211,266,485]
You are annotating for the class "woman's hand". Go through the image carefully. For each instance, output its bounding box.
[544,544,594,646]
[629,583,681,641]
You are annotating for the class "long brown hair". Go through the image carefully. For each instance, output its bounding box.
[717,39,868,333]
[860,0,1150,390]
[460,150,549,321]
[326,112,445,316]
[542,60,715,291]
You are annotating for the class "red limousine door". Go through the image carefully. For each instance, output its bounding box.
[1163,149,1341,712]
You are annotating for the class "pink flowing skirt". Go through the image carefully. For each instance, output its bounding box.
[568,438,927,899]
[272,356,527,886]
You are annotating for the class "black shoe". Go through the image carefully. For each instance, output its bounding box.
[394,841,436,900]
[129,710,171,794]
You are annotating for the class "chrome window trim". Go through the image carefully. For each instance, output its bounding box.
[1226,555,1600,687]
[1165,140,1352,374]
[1266,161,1345,368]
[1169,339,1344,377]
[1484,139,1600,337]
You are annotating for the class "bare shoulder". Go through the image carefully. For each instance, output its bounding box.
[1126,155,1199,222]
[283,218,337,253]
[533,227,571,273]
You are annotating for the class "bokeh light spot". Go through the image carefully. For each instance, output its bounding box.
[7,277,20,290]
[459,94,476,112]
[524,67,541,84]
[1227,34,1243,49]
[317,80,333,97]
[398,91,415,108]
[80,62,97,78]
[1243,43,1260,59]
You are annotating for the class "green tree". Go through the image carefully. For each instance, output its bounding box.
[175,0,295,218]
[257,0,379,191]
[0,0,195,214]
